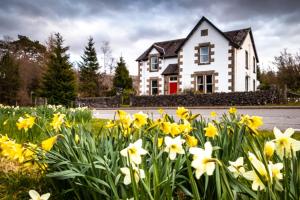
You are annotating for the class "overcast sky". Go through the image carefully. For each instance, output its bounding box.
[1,0,299,75]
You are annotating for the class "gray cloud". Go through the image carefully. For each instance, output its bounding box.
[0,0,299,74]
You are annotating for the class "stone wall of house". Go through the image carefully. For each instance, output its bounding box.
[131,90,280,107]
[75,96,121,108]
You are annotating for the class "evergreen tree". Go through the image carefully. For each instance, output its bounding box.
[79,37,100,97]
[0,52,20,105]
[40,33,76,106]
[113,57,132,91]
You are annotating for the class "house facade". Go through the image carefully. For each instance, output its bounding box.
[136,16,259,95]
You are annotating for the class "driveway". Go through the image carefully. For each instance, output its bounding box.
[93,107,300,131]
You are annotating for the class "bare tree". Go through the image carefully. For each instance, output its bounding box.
[100,41,113,74]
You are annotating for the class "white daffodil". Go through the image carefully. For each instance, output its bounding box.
[164,136,185,160]
[29,190,50,200]
[120,166,145,185]
[120,139,148,165]
[228,157,245,178]
[273,127,300,158]
[268,161,283,181]
[243,152,269,191]
[189,141,217,179]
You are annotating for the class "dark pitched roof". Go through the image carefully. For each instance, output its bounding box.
[136,16,259,62]
[161,64,179,75]
[136,38,185,61]
[224,28,259,62]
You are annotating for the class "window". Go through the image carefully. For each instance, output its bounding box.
[150,55,159,71]
[201,29,208,36]
[151,79,158,95]
[199,46,209,64]
[253,57,256,73]
[245,51,248,69]
[253,79,256,91]
[245,76,249,91]
[197,74,213,93]
[169,76,177,82]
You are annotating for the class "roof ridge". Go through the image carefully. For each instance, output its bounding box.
[223,27,251,33]
[155,38,186,44]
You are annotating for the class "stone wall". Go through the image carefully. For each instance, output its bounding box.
[75,96,121,108]
[131,90,280,107]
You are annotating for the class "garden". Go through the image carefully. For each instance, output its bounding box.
[0,104,299,200]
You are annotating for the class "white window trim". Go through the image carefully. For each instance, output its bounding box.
[150,79,158,95]
[199,46,210,64]
[169,76,178,83]
[196,74,213,93]
[150,55,159,71]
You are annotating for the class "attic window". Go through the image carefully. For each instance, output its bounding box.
[150,55,159,71]
[201,29,208,36]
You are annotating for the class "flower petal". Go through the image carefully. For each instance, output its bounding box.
[29,190,40,199]
[41,193,51,200]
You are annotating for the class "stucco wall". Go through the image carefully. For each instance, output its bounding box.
[180,21,230,92]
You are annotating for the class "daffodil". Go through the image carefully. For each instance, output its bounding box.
[120,166,145,185]
[105,120,116,128]
[268,162,283,181]
[264,141,275,159]
[160,121,171,134]
[41,135,61,151]
[133,112,148,128]
[228,157,245,178]
[204,123,218,138]
[189,141,217,179]
[228,107,237,114]
[158,108,164,115]
[210,111,217,118]
[164,136,185,160]
[185,135,198,147]
[240,115,263,133]
[16,114,35,132]
[120,139,148,165]
[50,113,65,132]
[117,110,132,129]
[176,107,189,119]
[243,152,269,191]
[179,120,193,134]
[157,137,163,148]
[170,123,181,137]
[28,190,50,200]
[272,127,300,158]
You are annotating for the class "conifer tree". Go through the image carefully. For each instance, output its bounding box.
[113,57,132,91]
[0,52,20,105]
[79,37,100,97]
[40,33,76,106]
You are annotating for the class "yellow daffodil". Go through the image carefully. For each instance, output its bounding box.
[243,152,269,191]
[41,135,61,151]
[268,161,283,181]
[29,190,50,200]
[240,115,263,133]
[170,123,181,137]
[210,111,217,118]
[120,166,145,185]
[160,121,171,134]
[133,112,148,128]
[264,141,275,159]
[50,113,65,132]
[105,120,116,128]
[120,139,148,165]
[228,157,245,178]
[16,114,35,132]
[179,120,193,134]
[158,108,164,115]
[164,136,185,160]
[189,141,217,179]
[185,135,198,147]
[157,137,163,148]
[228,107,237,114]
[117,111,132,129]
[272,127,300,158]
[176,107,189,120]
[204,123,218,138]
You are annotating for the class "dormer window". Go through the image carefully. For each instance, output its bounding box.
[199,46,209,64]
[150,55,159,71]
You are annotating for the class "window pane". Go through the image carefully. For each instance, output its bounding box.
[170,76,177,81]
[200,47,209,55]
[151,80,158,87]
[207,85,213,93]
[152,88,158,95]
[200,55,209,63]
[197,85,204,93]
[197,76,203,84]
[206,75,212,84]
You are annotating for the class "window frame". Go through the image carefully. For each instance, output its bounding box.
[150,55,159,71]
[245,50,248,69]
[150,79,159,95]
[199,46,210,64]
[196,74,213,94]
[201,29,208,36]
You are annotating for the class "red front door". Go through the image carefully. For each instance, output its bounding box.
[169,82,177,94]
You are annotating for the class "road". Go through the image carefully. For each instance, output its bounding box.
[93,107,300,130]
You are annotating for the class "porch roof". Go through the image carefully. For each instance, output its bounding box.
[161,64,179,75]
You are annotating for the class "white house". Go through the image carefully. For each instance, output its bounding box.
[136,16,259,95]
